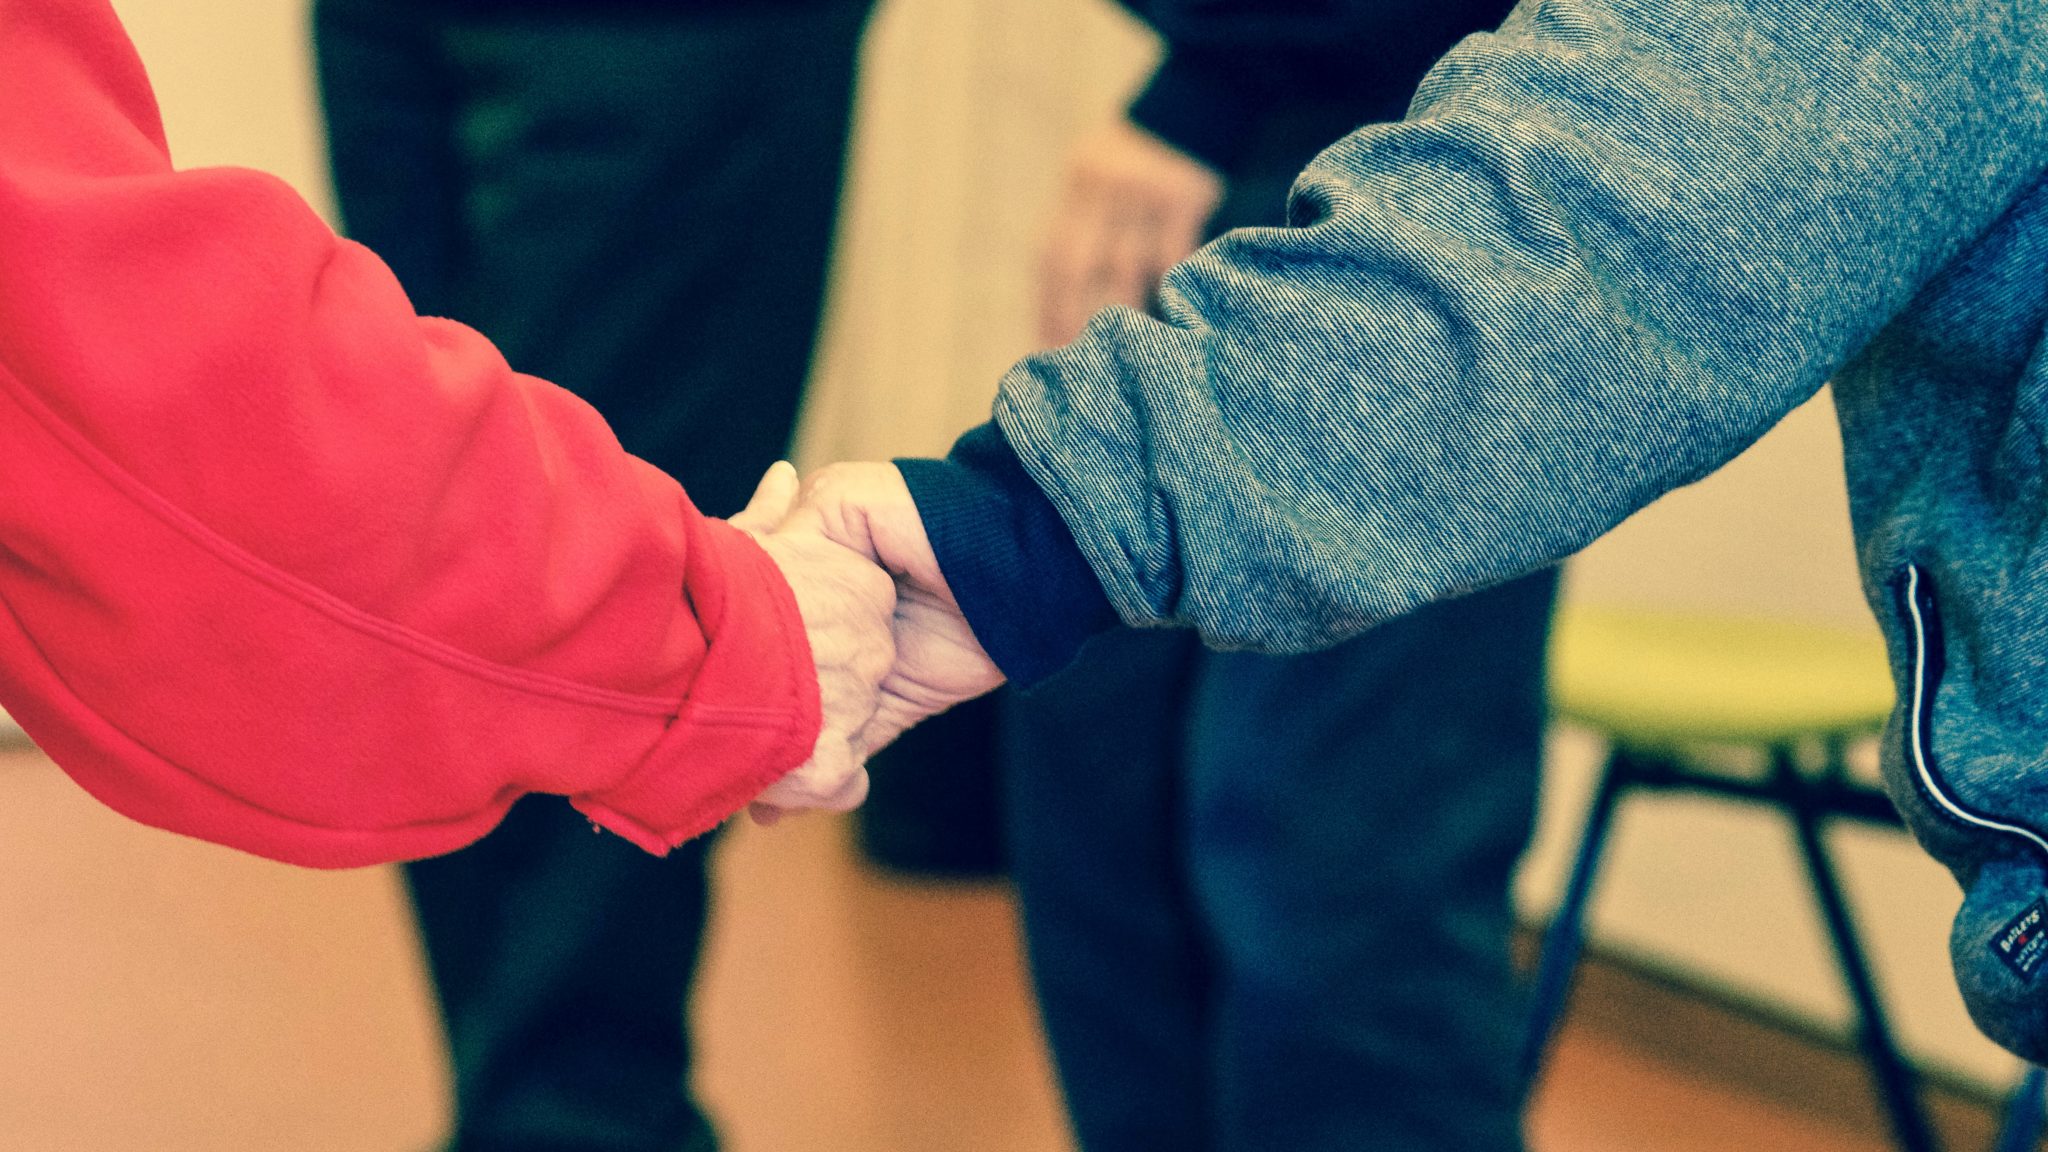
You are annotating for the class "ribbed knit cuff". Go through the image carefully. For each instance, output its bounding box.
[895,424,1119,687]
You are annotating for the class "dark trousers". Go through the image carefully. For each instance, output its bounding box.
[1003,95,1556,1152]
[1007,575,1554,1152]
[314,3,869,1148]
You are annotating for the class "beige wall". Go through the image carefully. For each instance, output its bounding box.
[112,0,333,221]
[101,0,2020,1094]
[793,0,1156,464]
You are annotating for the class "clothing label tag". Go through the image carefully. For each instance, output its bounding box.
[1991,898,2048,981]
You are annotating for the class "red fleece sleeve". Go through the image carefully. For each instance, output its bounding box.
[0,0,822,866]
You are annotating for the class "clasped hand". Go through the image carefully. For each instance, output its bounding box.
[727,461,1005,825]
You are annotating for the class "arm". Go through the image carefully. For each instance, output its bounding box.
[1006,0,2045,654]
[0,0,861,866]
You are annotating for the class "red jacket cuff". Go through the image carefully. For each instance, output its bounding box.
[571,517,822,852]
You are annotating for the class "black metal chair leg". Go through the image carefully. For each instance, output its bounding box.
[1522,754,1629,1088]
[1788,790,1941,1152]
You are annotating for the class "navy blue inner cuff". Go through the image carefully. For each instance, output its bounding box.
[896,423,1120,687]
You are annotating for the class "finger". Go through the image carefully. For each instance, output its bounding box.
[746,761,865,827]
[1163,204,1204,270]
[852,690,938,761]
[1155,200,1207,273]
[767,497,831,543]
[812,764,870,813]
[1148,207,1207,309]
[1037,234,1085,348]
[796,464,927,580]
[756,738,862,809]
[1038,190,1113,348]
[785,470,879,562]
[1098,198,1160,314]
[852,710,910,761]
[729,460,801,535]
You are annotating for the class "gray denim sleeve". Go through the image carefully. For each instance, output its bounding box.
[993,0,2045,652]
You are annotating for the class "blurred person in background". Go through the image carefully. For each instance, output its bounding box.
[856,691,1006,877]
[1003,3,1553,1150]
[313,1,871,1148]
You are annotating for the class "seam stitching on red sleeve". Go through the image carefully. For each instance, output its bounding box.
[0,361,680,717]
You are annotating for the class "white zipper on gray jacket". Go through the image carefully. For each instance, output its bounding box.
[1902,564,2048,860]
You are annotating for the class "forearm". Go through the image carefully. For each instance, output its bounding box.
[0,0,819,864]
[1002,0,2044,653]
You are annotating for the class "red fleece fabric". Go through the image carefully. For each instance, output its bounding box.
[0,0,823,867]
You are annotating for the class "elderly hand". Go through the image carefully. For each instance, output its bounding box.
[1038,114,1224,347]
[795,462,1006,753]
[728,462,898,825]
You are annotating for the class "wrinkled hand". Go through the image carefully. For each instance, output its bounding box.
[1038,114,1224,347]
[729,462,898,825]
[796,462,1006,753]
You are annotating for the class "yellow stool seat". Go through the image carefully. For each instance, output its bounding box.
[1524,604,2029,1152]
[1547,606,1896,748]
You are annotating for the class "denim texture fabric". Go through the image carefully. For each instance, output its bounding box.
[1006,573,1555,1152]
[989,0,2048,1058]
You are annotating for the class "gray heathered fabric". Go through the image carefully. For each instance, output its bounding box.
[991,0,2048,1059]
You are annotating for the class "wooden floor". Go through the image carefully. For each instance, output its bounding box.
[0,743,1899,1152]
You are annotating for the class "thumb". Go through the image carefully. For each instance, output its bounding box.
[750,738,870,816]
[730,460,801,536]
